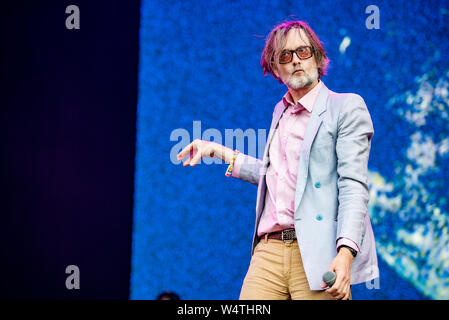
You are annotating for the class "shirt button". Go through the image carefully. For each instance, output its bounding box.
[316,214,323,221]
[315,182,321,188]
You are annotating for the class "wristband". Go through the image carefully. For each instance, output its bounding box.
[225,150,240,177]
[338,245,357,257]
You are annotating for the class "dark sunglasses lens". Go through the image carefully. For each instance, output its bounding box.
[279,52,292,64]
[296,47,312,59]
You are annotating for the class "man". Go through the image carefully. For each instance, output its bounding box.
[177,21,378,300]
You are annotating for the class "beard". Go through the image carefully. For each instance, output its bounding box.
[286,68,318,89]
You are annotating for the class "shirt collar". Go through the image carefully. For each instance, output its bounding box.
[282,80,324,114]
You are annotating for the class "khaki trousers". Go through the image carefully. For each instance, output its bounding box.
[239,238,351,300]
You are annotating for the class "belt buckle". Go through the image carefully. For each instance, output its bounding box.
[281,229,295,243]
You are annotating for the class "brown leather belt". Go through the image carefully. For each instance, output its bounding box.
[259,229,296,242]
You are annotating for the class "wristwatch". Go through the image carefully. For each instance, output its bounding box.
[339,245,357,258]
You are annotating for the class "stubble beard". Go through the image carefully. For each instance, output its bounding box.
[287,68,319,90]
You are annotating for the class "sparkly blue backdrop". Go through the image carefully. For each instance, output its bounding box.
[131,0,449,299]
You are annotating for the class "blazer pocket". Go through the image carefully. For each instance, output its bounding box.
[311,140,333,150]
[310,142,332,163]
[309,143,335,181]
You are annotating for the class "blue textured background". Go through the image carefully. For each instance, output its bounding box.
[131,0,449,299]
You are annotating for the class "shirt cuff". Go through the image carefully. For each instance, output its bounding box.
[336,237,359,253]
[230,153,244,179]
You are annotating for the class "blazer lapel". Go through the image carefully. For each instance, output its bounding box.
[262,102,288,163]
[294,83,330,213]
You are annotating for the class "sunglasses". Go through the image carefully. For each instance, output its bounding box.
[278,46,314,64]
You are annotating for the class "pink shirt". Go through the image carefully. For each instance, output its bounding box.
[232,81,358,252]
[257,81,321,236]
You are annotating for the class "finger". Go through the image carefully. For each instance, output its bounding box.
[326,278,341,295]
[328,284,344,300]
[337,286,347,300]
[325,285,335,294]
[344,284,351,300]
[327,280,345,298]
[182,155,192,166]
[330,290,344,300]
[189,148,203,166]
[325,286,339,297]
[326,288,340,300]
[181,147,196,166]
[177,142,195,161]
[334,280,350,300]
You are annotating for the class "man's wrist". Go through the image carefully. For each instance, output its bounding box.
[223,146,236,164]
[212,144,232,163]
[338,245,357,258]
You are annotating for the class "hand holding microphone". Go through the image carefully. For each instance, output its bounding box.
[322,248,354,299]
[322,270,336,287]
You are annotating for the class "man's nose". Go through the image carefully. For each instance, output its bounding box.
[292,52,301,65]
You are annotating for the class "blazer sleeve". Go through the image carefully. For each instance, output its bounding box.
[231,102,284,186]
[231,153,262,186]
[335,94,374,249]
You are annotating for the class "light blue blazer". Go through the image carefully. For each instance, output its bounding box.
[237,83,379,290]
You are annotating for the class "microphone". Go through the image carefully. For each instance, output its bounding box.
[322,271,336,287]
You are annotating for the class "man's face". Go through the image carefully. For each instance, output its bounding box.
[273,28,319,90]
